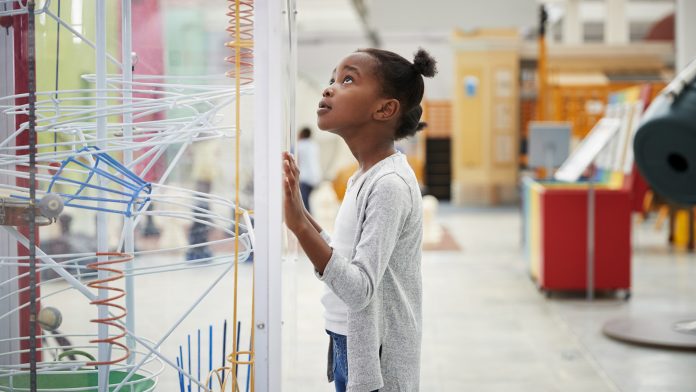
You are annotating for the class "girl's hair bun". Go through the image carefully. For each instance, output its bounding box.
[413,48,437,78]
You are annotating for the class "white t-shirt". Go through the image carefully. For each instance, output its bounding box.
[321,170,367,335]
[296,139,321,186]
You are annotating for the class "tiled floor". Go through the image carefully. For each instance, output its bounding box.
[39,204,696,391]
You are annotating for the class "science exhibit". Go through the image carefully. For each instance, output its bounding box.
[0,0,293,390]
[1,0,696,391]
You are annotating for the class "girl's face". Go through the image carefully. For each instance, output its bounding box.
[317,52,383,134]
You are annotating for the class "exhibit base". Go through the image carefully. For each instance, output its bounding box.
[603,315,696,351]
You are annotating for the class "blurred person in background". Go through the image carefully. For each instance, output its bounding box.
[297,126,322,213]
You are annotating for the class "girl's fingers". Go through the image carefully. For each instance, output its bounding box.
[285,162,296,184]
[284,152,301,177]
[283,159,293,178]
[291,160,300,178]
[283,152,294,167]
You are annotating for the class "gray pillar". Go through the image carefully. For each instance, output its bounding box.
[676,0,696,72]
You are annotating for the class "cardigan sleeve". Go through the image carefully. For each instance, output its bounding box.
[317,173,412,312]
[313,230,333,279]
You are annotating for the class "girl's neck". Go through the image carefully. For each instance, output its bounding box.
[344,134,396,174]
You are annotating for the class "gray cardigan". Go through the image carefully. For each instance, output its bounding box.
[317,153,423,392]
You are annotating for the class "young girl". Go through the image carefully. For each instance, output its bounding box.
[283,48,437,392]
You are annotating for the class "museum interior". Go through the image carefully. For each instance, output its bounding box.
[0,0,695,391]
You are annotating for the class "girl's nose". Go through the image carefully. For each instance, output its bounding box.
[322,87,333,97]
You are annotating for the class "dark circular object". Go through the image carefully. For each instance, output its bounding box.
[634,84,696,206]
[667,153,688,172]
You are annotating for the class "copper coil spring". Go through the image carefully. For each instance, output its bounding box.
[225,0,254,84]
[203,350,254,391]
[86,252,132,366]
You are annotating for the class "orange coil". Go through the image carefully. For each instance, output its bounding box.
[225,0,254,84]
[86,252,132,366]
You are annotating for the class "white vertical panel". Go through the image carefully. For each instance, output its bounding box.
[676,0,696,72]
[254,0,288,390]
[605,0,628,44]
[282,0,298,390]
[0,22,20,367]
[563,0,582,44]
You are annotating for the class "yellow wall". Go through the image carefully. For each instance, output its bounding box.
[451,30,520,205]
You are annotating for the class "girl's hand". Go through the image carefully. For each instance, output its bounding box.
[283,152,308,233]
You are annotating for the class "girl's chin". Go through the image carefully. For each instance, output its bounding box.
[316,119,333,132]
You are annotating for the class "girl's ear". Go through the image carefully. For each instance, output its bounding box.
[374,99,400,122]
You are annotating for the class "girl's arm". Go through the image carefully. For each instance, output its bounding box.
[292,220,332,275]
[304,208,326,238]
[304,208,332,244]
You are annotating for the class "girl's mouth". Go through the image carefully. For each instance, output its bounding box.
[317,100,332,115]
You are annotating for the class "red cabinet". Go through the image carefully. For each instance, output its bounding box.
[524,180,631,293]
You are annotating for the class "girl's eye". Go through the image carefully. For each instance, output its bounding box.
[343,76,353,84]
[328,78,335,85]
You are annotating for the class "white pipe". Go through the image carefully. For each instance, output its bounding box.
[664,58,696,98]
[95,0,109,389]
[121,0,136,367]
[44,8,122,69]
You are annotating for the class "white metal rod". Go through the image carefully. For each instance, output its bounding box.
[586,180,595,301]
[121,0,136,367]
[44,8,123,69]
[95,0,110,389]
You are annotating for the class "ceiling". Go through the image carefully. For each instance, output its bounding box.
[293,0,675,99]
[295,0,675,45]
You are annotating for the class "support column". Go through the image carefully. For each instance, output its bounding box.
[12,3,42,366]
[95,0,110,390]
[676,0,696,72]
[563,0,582,44]
[0,13,20,368]
[605,0,628,44]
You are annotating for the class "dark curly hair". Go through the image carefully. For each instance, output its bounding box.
[358,48,437,140]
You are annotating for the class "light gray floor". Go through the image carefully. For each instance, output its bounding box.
[39,204,696,391]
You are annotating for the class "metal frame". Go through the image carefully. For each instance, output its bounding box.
[1,1,294,389]
[254,0,294,389]
[0,6,20,369]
